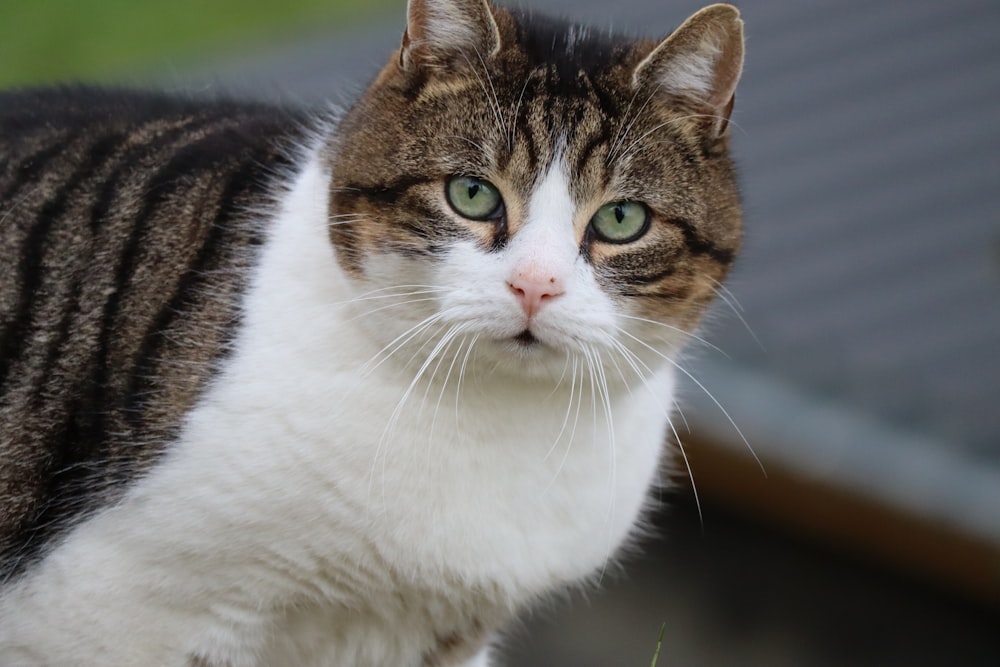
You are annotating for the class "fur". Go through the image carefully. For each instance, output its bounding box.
[0,2,744,664]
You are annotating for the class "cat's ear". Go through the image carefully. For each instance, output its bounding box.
[633,3,744,138]
[399,0,502,71]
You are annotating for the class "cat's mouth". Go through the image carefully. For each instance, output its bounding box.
[512,330,540,347]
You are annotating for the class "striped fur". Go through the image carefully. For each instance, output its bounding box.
[0,87,306,578]
[0,2,743,665]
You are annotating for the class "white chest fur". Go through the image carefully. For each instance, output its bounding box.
[0,150,675,667]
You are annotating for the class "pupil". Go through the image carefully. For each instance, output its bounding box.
[468,183,480,199]
[614,204,625,223]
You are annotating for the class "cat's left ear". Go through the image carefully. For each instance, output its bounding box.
[633,3,744,138]
[400,0,502,71]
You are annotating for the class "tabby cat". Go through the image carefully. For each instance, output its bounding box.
[0,0,744,664]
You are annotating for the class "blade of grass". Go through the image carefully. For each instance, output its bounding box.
[650,622,666,667]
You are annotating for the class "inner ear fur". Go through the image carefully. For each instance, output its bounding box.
[400,0,502,71]
[633,4,744,137]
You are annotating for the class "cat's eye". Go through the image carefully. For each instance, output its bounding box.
[590,201,650,244]
[446,175,504,221]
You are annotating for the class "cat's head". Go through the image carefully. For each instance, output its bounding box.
[327,0,743,382]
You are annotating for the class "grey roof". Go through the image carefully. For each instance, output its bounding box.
[688,0,1000,544]
[175,0,1000,544]
[720,0,1000,456]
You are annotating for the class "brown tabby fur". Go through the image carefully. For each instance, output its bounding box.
[0,90,303,577]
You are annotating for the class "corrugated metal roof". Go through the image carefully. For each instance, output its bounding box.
[717,0,1000,465]
[671,0,1000,541]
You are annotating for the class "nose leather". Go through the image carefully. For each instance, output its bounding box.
[508,269,565,318]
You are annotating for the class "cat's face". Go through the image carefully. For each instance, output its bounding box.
[327,0,743,381]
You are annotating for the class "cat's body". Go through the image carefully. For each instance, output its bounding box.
[0,1,744,665]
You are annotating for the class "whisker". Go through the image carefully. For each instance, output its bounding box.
[373,320,465,509]
[604,335,704,528]
[543,355,584,496]
[341,289,442,305]
[425,325,470,439]
[509,77,532,151]
[617,313,728,357]
[602,345,634,397]
[671,397,692,436]
[666,415,704,532]
[607,88,656,165]
[341,297,443,328]
[477,47,508,144]
[342,283,445,300]
[588,345,617,511]
[360,309,449,376]
[616,114,704,164]
[443,135,492,156]
[333,284,445,320]
[585,343,620,585]
[463,48,507,144]
[618,113,747,166]
[616,329,766,477]
[605,335,651,384]
[710,280,766,353]
[545,353,575,402]
[712,280,744,312]
[394,315,464,378]
[454,333,479,426]
[544,355,579,462]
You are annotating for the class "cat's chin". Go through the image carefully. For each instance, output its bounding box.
[477,330,585,382]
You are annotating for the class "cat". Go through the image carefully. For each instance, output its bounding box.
[0,0,744,664]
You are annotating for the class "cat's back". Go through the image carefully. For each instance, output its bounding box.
[0,86,307,580]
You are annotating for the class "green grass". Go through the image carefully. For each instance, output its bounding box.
[0,0,397,87]
[650,623,666,666]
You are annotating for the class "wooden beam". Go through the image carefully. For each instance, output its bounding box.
[678,435,1000,606]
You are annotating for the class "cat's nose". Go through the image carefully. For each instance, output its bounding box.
[508,269,565,319]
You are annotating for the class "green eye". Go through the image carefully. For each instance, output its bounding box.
[590,201,650,243]
[446,175,503,221]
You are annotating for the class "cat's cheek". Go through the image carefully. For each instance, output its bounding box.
[435,243,519,323]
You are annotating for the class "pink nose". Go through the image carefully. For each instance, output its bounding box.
[508,269,565,318]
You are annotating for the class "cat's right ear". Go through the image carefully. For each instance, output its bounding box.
[399,0,502,71]
[633,4,744,138]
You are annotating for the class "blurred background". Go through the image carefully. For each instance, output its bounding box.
[3,0,998,664]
